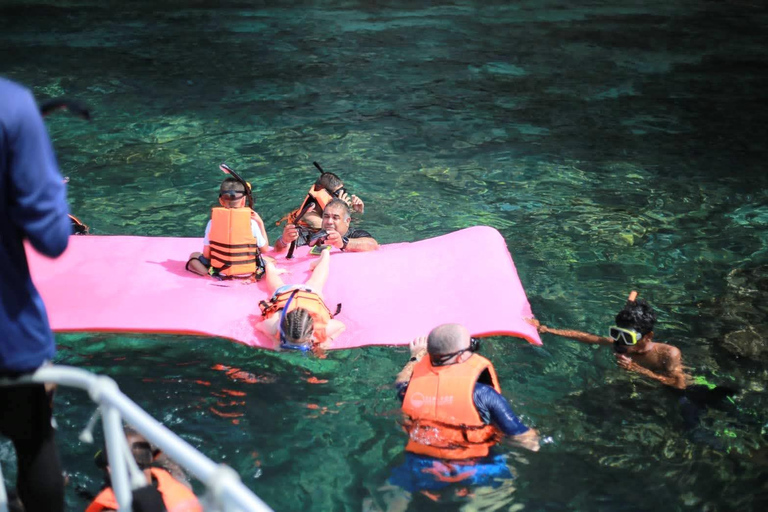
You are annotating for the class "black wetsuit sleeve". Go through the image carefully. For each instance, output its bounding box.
[473,383,530,436]
[348,228,373,239]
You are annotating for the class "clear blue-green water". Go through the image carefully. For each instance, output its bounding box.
[2,0,768,510]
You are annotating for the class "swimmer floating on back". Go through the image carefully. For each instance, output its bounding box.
[257,248,346,352]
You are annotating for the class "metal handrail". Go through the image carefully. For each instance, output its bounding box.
[0,365,273,512]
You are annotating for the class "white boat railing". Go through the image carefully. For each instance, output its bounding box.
[0,365,273,512]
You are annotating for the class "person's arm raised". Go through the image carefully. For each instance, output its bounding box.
[527,318,613,346]
[274,224,299,252]
[395,336,427,386]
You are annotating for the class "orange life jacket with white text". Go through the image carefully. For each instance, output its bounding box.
[85,467,202,512]
[208,207,258,276]
[259,289,334,345]
[402,353,502,459]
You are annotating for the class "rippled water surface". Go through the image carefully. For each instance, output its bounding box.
[2,0,767,510]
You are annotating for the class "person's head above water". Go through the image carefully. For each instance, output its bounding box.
[427,323,470,355]
[321,199,352,235]
[124,427,154,470]
[219,177,248,208]
[426,323,481,366]
[316,172,344,195]
[95,426,154,474]
[280,308,314,348]
[612,298,657,353]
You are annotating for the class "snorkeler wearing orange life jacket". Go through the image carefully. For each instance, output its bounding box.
[276,165,367,254]
[279,164,365,231]
[397,324,540,458]
[381,324,540,502]
[86,467,200,512]
[257,249,345,351]
[86,429,201,512]
[186,176,268,279]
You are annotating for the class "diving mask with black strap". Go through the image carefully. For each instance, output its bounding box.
[219,163,254,209]
[430,338,482,367]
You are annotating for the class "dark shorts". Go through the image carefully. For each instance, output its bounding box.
[388,453,513,493]
[0,383,54,442]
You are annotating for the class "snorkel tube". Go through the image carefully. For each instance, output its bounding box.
[313,161,347,196]
[219,163,254,209]
[286,200,317,259]
[613,290,640,353]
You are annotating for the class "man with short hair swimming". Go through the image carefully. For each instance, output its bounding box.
[529,292,688,389]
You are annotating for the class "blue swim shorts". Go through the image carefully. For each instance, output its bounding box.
[388,453,513,493]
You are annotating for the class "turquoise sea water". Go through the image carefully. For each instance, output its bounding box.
[2,0,767,510]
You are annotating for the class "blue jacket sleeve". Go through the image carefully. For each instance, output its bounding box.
[473,383,530,436]
[7,86,70,257]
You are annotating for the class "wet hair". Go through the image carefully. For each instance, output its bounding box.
[324,198,351,219]
[219,177,247,208]
[280,308,314,346]
[124,426,153,470]
[316,172,343,192]
[615,299,657,335]
[220,177,245,193]
[96,426,154,472]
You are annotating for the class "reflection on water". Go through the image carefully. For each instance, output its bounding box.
[1,0,767,510]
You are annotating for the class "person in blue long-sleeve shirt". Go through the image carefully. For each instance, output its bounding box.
[383,324,539,504]
[0,76,70,512]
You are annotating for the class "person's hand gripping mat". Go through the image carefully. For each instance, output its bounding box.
[27,226,542,349]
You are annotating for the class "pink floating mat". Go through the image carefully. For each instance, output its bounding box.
[27,226,541,350]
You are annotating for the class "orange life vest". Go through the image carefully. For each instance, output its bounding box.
[402,354,502,460]
[259,289,334,345]
[278,184,335,227]
[85,468,202,512]
[208,207,258,276]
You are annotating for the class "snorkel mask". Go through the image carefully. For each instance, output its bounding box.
[278,291,312,352]
[609,326,644,353]
[312,161,349,201]
[219,163,254,208]
[430,337,481,367]
[308,230,329,247]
